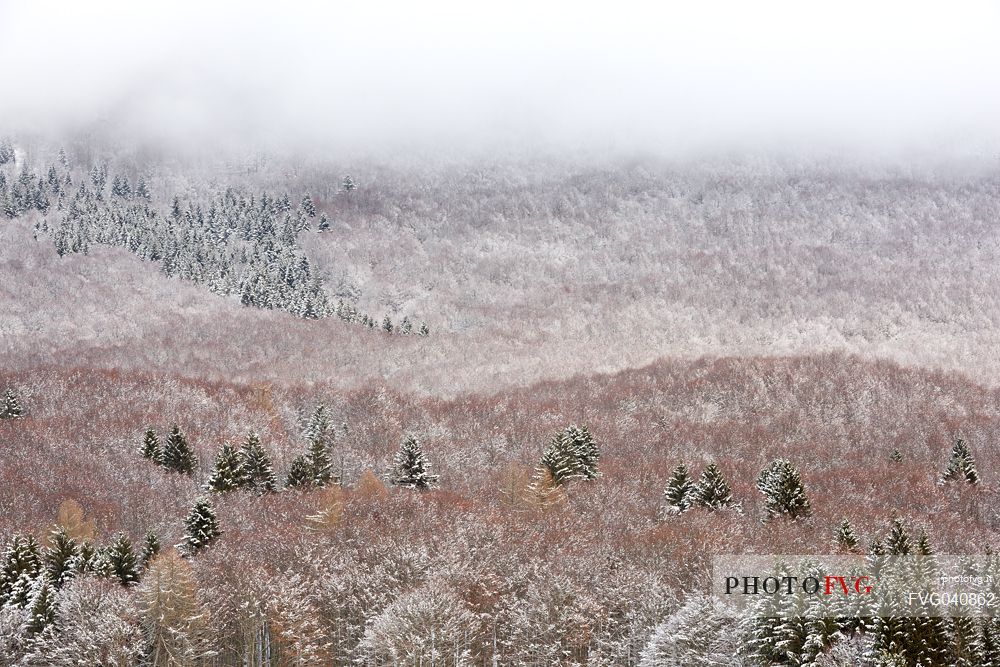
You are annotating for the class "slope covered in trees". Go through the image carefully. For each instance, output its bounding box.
[1,353,998,663]
[4,148,1000,396]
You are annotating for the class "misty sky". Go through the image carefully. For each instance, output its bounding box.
[2,0,998,156]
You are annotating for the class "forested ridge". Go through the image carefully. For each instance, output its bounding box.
[4,139,1000,664]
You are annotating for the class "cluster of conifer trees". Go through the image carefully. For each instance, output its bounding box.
[0,385,991,664]
[0,146,428,335]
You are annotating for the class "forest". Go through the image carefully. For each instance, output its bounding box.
[3,136,1000,665]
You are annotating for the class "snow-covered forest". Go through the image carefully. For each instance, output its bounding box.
[3,0,1000,664]
[3,136,1000,665]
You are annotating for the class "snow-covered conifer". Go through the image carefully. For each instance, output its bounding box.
[757,458,811,522]
[0,535,42,607]
[104,532,139,586]
[140,531,160,569]
[300,192,316,217]
[205,442,242,493]
[285,455,312,489]
[663,463,695,514]
[1,387,23,419]
[940,438,980,485]
[390,435,438,490]
[161,424,197,474]
[835,518,859,552]
[139,427,161,462]
[43,528,78,589]
[238,431,277,494]
[23,575,56,636]
[179,499,221,555]
[692,462,735,510]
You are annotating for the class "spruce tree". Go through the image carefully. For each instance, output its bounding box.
[73,541,98,575]
[974,619,1000,667]
[342,175,356,192]
[418,322,430,336]
[285,455,312,488]
[140,530,161,568]
[44,527,78,589]
[238,431,277,494]
[23,575,56,636]
[663,463,695,514]
[0,534,42,607]
[105,532,139,586]
[140,427,161,462]
[835,518,859,552]
[390,435,438,490]
[940,438,980,485]
[180,498,221,555]
[306,438,334,487]
[692,463,735,510]
[300,193,316,217]
[538,425,600,486]
[317,213,330,232]
[205,442,242,493]
[886,518,912,556]
[400,316,413,334]
[1,387,23,418]
[303,405,331,444]
[757,458,811,522]
[161,424,197,474]
[566,425,600,480]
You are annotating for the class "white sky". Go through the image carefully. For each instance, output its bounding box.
[1,0,998,156]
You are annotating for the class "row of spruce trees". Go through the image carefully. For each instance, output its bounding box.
[661,438,980,523]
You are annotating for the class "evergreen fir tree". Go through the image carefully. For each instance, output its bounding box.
[104,532,139,586]
[180,499,221,555]
[757,458,812,522]
[303,405,331,444]
[285,455,312,488]
[161,424,197,474]
[940,438,980,485]
[306,438,334,487]
[692,463,735,510]
[905,527,953,667]
[974,619,1000,667]
[418,322,430,336]
[400,316,413,334]
[73,541,98,575]
[390,435,438,490]
[300,193,316,217]
[341,175,356,192]
[43,527,78,589]
[23,575,56,636]
[0,534,42,607]
[663,463,695,514]
[1,387,23,418]
[382,315,394,333]
[538,425,600,486]
[886,518,912,556]
[140,427,161,462]
[566,425,600,480]
[135,177,151,200]
[835,518,860,552]
[317,213,330,232]
[205,442,242,493]
[140,530,161,569]
[238,431,278,494]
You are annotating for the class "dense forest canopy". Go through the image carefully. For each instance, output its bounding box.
[2,138,1000,665]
